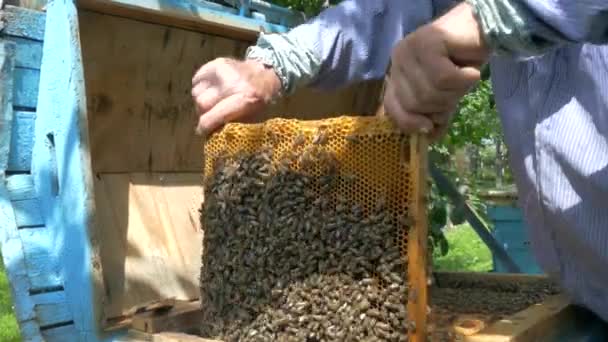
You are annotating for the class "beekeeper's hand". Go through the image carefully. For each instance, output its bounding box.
[192,58,281,136]
[383,2,489,141]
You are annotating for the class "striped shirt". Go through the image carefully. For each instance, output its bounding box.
[246,0,608,321]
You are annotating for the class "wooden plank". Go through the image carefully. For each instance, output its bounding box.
[3,0,47,11]
[31,0,105,338]
[131,300,202,334]
[12,198,43,227]
[19,227,64,291]
[41,324,79,342]
[76,0,284,42]
[13,67,40,109]
[118,330,223,342]
[79,11,381,173]
[1,5,46,41]
[407,134,429,342]
[152,332,222,342]
[465,294,575,342]
[3,36,43,69]
[7,111,35,171]
[32,290,73,327]
[6,173,36,201]
[0,183,44,340]
[0,40,16,172]
[95,173,203,320]
[433,271,552,288]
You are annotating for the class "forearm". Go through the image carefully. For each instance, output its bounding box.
[468,0,608,57]
[246,0,435,95]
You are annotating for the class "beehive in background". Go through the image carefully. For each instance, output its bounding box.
[201,116,429,341]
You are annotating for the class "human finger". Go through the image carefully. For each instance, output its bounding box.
[194,87,223,115]
[383,81,434,134]
[196,93,265,135]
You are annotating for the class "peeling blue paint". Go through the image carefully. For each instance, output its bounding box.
[3,37,43,70]
[8,111,36,172]
[32,0,100,339]
[2,6,46,41]
[13,68,40,109]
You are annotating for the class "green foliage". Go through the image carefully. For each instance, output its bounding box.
[0,256,20,342]
[266,0,341,17]
[435,79,501,151]
[433,224,493,272]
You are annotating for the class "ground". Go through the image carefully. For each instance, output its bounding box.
[0,224,491,341]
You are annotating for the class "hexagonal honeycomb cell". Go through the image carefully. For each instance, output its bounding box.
[202,115,425,339]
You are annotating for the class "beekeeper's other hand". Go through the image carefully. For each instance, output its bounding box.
[192,57,281,136]
[384,2,489,141]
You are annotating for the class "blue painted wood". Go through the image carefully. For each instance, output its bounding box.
[0,155,44,341]
[41,324,78,342]
[19,228,64,291]
[6,174,37,201]
[8,111,35,172]
[13,68,40,109]
[12,198,44,228]
[0,40,43,341]
[2,6,46,41]
[0,40,16,172]
[487,204,543,274]
[3,37,43,70]
[31,289,73,327]
[32,0,103,340]
[487,205,523,221]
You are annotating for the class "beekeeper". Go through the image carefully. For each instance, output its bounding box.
[191,0,608,331]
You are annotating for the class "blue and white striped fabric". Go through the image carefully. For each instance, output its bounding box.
[246,0,608,322]
[491,44,608,322]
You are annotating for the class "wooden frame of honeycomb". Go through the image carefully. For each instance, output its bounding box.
[201,116,429,341]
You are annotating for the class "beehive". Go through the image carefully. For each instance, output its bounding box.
[201,116,429,341]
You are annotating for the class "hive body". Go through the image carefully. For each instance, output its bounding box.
[201,116,427,341]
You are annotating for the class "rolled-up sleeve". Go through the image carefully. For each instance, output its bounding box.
[246,0,435,94]
[468,0,608,57]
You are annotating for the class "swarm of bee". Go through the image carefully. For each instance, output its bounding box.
[200,129,413,341]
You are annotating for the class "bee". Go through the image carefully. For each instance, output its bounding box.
[345,134,360,144]
[292,132,306,148]
[312,129,328,145]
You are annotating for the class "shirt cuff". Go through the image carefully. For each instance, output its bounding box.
[245,32,322,97]
[466,0,567,58]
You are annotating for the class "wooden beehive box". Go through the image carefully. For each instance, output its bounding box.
[0,1,600,342]
[0,1,383,341]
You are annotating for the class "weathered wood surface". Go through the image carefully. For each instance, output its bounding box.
[407,135,429,342]
[131,300,202,334]
[0,40,15,172]
[1,5,46,41]
[30,0,99,338]
[76,0,288,42]
[119,330,222,342]
[94,173,203,321]
[79,10,381,173]
[465,294,574,342]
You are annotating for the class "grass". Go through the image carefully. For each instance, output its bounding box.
[433,223,494,272]
[0,257,21,342]
[0,225,490,342]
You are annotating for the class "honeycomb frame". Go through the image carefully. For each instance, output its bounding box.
[202,115,429,341]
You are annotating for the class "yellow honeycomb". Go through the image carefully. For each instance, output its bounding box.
[203,116,421,269]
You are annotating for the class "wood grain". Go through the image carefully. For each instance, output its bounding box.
[94,172,203,320]
[407,134,429,342]
[79,11,381,173]
[131,300,202,334]
[465,294,574,342]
